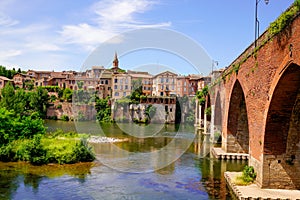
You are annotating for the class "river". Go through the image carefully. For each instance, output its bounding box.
[0,120,246,200]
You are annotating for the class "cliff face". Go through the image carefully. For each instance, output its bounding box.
[47,102,97,121]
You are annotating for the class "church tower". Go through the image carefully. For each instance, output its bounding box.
[112,52,119,69]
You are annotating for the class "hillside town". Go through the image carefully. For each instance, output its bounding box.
[0,53,215,99]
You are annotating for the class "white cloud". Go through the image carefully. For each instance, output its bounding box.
[60,0,170,50]
[0,49,22,68]
[0,12,18,27]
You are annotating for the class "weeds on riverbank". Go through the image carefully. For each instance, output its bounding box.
[0,130,95,165]
[233,165,257,185]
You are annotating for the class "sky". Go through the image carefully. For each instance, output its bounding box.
[0,0,295,76]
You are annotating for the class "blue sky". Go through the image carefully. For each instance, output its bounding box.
[0,0,295,75]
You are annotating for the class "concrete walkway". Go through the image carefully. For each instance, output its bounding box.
[225,172,300,200]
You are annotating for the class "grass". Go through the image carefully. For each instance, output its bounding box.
[0,130,95,165]
[232,174,253,186]
[232,165,257,186]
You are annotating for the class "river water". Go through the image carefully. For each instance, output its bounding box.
[0,120,246,200]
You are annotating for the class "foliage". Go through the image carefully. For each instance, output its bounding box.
[61,115,69,121]
[241,165,256,183]
[62,88,73,102]
[130,79,143,103]
[115,97,131,107]
[0,130,95,165]
[72,89,95,104]
[196,86,209,106]
[77,81,84,90]
[41,86,60,92]
[144,105,156,121]
[204,107,211,116]
[29,87,49,118]
[186,111,195,125]
[0,65,20,79]
[0,108,45,145]
[269,2,300,36]
[50,94,57,102]
[95,96,112,122]
[233,165,257,185]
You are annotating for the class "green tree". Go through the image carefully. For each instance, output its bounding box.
[0,83,15,111]
[95,97,111,122]
[77,81,84,90]
[130,79,143,103]
[29,87,49,118]
[63,88,73,102]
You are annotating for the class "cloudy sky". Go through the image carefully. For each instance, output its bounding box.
[0,0,294,75]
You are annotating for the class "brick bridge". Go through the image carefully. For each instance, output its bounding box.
[195,5,300,189]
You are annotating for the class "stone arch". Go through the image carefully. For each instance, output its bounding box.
[206,94,211,122]
[214,91,222,144]
[263,62,300,189]
[226,79,249,153]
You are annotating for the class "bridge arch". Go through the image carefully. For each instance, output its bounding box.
[213,91,222,144]
[263,62,300,189]
[226,79,249,153]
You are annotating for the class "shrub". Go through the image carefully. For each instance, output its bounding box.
[50,95,57,102]
[61,115,69,121]
[242,165,257,182]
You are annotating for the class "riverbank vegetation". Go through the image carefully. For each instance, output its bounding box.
[0,84,95,165]
[233,165,257,185]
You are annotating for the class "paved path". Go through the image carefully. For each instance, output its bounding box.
[225,172,300,200]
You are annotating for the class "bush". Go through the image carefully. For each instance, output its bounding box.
[50,95,57,102]
[242,165,256,182]
[0,143,15,162]
[47,116,58,120]
[61,115,69,121]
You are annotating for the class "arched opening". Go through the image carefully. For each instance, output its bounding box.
[214,92,222,144]
[204,94,211,133]
[227,80,249,153]
[263,63,300,189]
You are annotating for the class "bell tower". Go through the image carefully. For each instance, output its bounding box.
[113,52,119,68]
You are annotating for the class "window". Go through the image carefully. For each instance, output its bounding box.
[120,79,123,84]
[114,85,118,89]
[114,78,118,83]
[105,80,108,84]
[166,78,169,83]
[120,85,123,90]
[101,80,104,84]
[123,92,126,97]
[160,92,164,96]
[125,85,128,90]
[115,92,119,96]
[160,78,164,83]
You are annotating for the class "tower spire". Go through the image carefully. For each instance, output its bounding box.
[113,52,119,68]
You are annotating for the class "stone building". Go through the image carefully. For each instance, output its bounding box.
[152,71,177,96]
[0,76,12,89]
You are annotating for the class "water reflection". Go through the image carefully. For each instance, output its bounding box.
[0,121,248,199]
[0,162,95,200]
